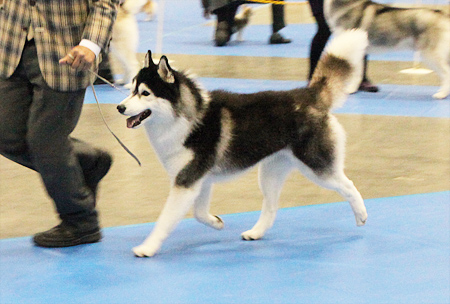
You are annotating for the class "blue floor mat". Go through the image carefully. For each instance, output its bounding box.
[1,192,449,304]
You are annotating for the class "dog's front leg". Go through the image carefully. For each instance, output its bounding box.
[133,184,202,257]
[193,181,224,230]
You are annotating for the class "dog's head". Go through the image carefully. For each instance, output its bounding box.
[117,51,182,129]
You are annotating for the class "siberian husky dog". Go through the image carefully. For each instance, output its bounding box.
[325,0,450,99]
[110,0,156,88]
[117,30,369,257]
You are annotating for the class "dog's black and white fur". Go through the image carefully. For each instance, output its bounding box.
[325,0,450,99]
[117,30,369,257]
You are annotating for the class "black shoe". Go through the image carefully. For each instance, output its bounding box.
[33,221,101,248]
[358,81,379,93]
[215,21,231,47]
[269,32,291,44]
[84,150,112,196]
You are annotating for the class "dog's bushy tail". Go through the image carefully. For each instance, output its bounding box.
[309,29,368,110]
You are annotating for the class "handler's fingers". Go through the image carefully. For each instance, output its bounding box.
[59,53,75,66]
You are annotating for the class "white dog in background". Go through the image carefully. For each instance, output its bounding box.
[110,0,157,88]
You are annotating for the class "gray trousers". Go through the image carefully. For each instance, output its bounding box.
[271,2,286,33]
[0,40,98,223]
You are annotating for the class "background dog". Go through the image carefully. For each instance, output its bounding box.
[117,30,369,257]
[110,0,156,88]
[325,0,450,99]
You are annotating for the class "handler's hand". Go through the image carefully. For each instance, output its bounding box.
[59,45,95,71]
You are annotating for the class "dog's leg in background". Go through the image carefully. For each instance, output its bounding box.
[133,184,203,257]
[109,45,137,86]
[421,48,450,99]
[346,53,364,94]
[109,2,141,87]
[110,34,140,87]
[121,45,140,88]
[241,153,293,240]
[193,182,224,230]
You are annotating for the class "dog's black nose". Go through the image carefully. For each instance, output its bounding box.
[117,104,126,114]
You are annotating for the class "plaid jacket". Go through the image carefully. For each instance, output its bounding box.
[0,0,118,92]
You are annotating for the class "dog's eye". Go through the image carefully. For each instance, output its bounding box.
[141,91,151,97]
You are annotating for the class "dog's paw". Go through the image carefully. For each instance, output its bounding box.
[123,82,133,89]
[433,91,449,99]
[241,229,264,241]
[132,244,158,258]
[212,215,225,230]
[355,211,368,227]
[196,214,224,230]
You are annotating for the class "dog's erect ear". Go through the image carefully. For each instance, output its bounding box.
[157,56,175,83]
[144,50,156,68]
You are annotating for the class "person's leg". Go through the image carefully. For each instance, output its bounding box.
[271,2,285,33]
[0,40,111,247]
[0,45,111,202]
[308,0,331,80]
[269,1,291,44]
[359,55,379,92]
[0,50,34,171]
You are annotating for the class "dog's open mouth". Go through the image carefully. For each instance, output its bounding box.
[126,110,152,128]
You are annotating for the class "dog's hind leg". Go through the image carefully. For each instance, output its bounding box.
[241,153,293,241]
[303,167,368,226]
[421,47,450,99]
[193,182,224,230]
[293,117,367,226]
[133,183,203,257]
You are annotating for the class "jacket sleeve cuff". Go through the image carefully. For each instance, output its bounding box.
[79,39,102,57]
